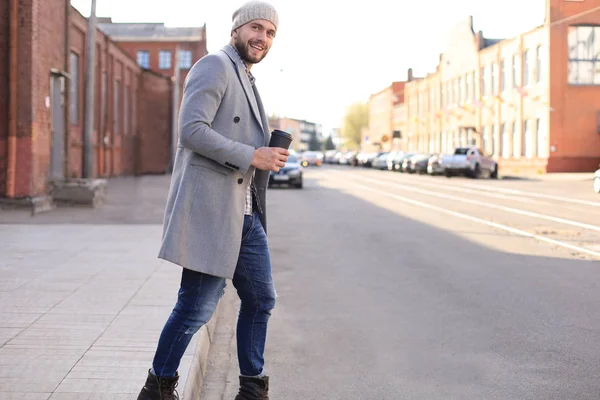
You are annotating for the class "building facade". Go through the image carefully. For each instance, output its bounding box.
[269,117,323,151]
[398,0,600,173]
[364,81,406,152]
[0,0,204,201]
[97,19,207,82]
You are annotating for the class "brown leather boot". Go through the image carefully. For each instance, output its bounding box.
[136,369,180,400]
[234,375,269,400]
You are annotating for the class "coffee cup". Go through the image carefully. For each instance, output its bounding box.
[269,129,293,149]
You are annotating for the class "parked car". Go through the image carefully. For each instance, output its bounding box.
[441,147,498,179]
[341,151,358,166]
[402,153,431,173]
[427,153,445,175]
[411,153,434,174]
[362,152,384,168]
[391,152,415,172]
[380,151,400,171]
[324,150,338,164]
[300,151,322,167]
[268,154,303,188]
[594,165,600,193]
[371,152,390,170]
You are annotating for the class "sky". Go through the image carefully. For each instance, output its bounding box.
[70,0,546,135]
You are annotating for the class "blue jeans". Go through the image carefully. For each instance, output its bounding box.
[152,211,276,377]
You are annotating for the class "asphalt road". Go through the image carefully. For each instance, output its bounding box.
[202,165,600,400]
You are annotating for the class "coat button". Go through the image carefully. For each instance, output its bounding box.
[238,178,243,184]
[234,116,240,123]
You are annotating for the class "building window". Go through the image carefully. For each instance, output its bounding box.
[101,71,107,132]
[482,126,488,153]
[179,50,193,69]
[512,55,519,88]
[132,91,137,135]
[523,120,533,158]
[464,73,470,102]
[481,66,487,97]
[568,26,600,85]
[69,52,79,124]
[501,123,510,158]
[159,51,172,70]
[458,76,463,103]
[114,80,120,134]
[523,50,531,86]
[491,64,498,95]
[137,51,150,68]
[512,121,519,157]
[501,58,507,92]
[429,89,434,112]
[491,124,497,156]
[536,46,543,83]
[124,86,129,136]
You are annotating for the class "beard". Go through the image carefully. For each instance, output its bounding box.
[233,36,269,65]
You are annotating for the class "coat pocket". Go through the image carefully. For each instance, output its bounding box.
[188,165,231,222]
[189,163,228,176]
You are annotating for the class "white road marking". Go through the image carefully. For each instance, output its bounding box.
[323,173,600,259]
[454,182,600,208]
[362,170,539,204]
[347,174,600,233]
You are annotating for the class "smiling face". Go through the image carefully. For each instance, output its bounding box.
[230,19,276,67]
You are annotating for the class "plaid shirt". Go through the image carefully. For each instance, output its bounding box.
[231,46,258,216]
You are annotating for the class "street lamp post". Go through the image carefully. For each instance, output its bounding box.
[82,0,97,178]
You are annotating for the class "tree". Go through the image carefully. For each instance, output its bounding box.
[309,135,322,151]
[324,135,336,151]
[341,102,368,148]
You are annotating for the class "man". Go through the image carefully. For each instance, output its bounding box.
[136,2,287,399]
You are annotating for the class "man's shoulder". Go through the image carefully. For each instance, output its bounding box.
[185,50,234,86]
[193,50,231,71]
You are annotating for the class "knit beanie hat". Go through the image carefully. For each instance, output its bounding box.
[231,1,279,32]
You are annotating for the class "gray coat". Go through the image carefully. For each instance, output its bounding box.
[158,45,271,279]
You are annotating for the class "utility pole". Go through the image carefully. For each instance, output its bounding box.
[82,0,97,178]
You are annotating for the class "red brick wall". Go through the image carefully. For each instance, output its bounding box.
[14,0,34,197]
[548,0,600,172]
[68,17,85,179]
[136,70,172,174]
[0,0,9,195]
[1,2,180,199]
[31,0,67,195]
[69,8,154,179]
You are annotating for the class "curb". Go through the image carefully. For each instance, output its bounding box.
[183,284,235,399]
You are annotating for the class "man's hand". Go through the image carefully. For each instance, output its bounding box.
[252,147,290,172]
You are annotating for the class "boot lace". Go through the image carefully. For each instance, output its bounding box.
[159,378,180,400]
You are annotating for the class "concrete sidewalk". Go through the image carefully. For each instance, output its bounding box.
[499,171,594,182]
[0,175,224,399]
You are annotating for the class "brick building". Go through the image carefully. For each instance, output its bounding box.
[366,0,600,173]
[0,0,206,202]
[97,19,207,82]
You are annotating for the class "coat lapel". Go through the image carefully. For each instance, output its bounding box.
[221,46,263,130]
